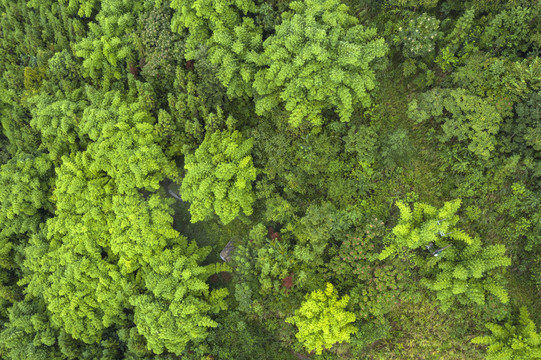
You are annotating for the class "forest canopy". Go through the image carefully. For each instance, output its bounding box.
[0,0,540,359]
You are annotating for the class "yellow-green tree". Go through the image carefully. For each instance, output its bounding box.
[286,282,357,355]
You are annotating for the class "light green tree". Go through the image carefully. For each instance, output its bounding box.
[58,0,100,18]
[28,92,88,161]
[286,282,357,355]
[74,0,149,88]
[130,244,229,355]
[472,307,541,359]
[379,199,472,260]
[170,0,262,98]
[253,0,387,126]
[181,129,257,224]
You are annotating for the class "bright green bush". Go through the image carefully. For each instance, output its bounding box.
[286,282,357,355]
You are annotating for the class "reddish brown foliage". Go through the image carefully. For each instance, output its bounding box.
[220,272,232,282]
[210,272,232,284]
[282,273,294,289]
[185,60,194,70]
[129,64,139,79]
[268,226,281,240]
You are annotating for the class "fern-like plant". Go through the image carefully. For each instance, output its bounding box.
[472,307,541,359]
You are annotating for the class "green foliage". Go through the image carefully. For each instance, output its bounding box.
[0,154,53,241]
[380,199,471,259]
[74,0,150,88]
[170,0,262,98]
[285,283,357,355]
[2,0,541,358]
[0,153,52,317]
[181,129,257,224]
[344,124,378,164]
[436,8,478,71]
[421,236,511,312]
[209,17,262,98]
[43,51,84,95]
[395,13,440,59]
[472,307,541,359]
[170,0,258,59]
[379,200,510,312]
[233,223,294,299]
[28,91,88,161]
[384,0,439,8]
[166,55,230,154]
[252,120,373,217]
[331,235,403,321]
[289,202,349,267]
[349,319,391,355]
[23,66,47,94]
[206,311,295,360]
[508,91,541,156]
[138,2,184,94]
[480,7,535,58]
[130,245,229,355]
[409,88,503,159]
[253,0,388,126]
[0,298,77,360]
[59,0,100,18]
[378,127,415,169]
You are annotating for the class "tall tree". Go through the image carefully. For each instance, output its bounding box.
[253,0,388,126]
[130,244,229,355]
[408,88,503,160]
[181,129,257,224]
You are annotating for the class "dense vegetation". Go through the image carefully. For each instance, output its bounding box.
[0,0,540,359]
